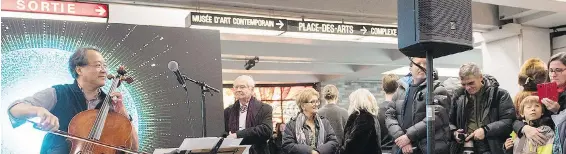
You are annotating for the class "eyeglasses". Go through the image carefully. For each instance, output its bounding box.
[233,85,248,89]
[86,63,108,70]
[549,68,566,73]
[306,100,320,104]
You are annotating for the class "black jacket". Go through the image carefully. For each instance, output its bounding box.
[342,109,381,154]
[449,74,515,154]
[282,115,339,154]
[378,101,394,152]
[224,98,273,154]
[385,76,451,154]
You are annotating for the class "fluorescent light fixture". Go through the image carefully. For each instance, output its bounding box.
[280,32,364,42]
[382,66,460,77]
[222,69,314,75]
[1,11,108,23]
[221,54,315,61]
[356,36,398,44]
[189,25,284,36]
[382,66,411,76]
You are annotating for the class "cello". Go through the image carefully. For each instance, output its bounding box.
[30,66,145,154]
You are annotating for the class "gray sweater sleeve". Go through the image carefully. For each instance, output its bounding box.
[7,88,57,128]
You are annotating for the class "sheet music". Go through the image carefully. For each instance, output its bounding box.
[152,148,177,154]
[153,137,244,154]
[178,137,243,150]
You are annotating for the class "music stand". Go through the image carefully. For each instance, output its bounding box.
[153,137,249,154]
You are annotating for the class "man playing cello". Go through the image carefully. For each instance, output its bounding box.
[7,47,139,154]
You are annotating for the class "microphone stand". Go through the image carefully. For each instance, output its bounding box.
[425,51,435,154]
[182,75,220,137]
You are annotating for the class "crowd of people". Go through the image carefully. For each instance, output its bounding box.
[224,52,566,154]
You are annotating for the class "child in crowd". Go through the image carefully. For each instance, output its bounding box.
[505,96,554,154]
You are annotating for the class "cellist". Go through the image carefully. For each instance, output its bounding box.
[7,47,139,154]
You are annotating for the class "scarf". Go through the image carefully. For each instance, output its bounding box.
[295,113,325,148]
[228,98,256,133]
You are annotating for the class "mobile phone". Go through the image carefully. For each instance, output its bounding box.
[537,82,558,103]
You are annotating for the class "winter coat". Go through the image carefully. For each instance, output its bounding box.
[341,109,381,154]
[449,74,516,154]
[385,76,452,154]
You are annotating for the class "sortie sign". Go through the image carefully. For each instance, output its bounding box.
[1,0,109,18]
[188,12,287,31]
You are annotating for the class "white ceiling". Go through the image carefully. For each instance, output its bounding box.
[218,33,482,84]
[480,0,566,28]
[80,0,564,84]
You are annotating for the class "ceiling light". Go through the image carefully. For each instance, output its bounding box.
[356,36,398,44]
[280,32,363,41]
[382,66,460,77]
[189,25,284,36]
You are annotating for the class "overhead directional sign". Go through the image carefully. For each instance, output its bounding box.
[287,20,397,37]
[188,12,287,31]
[359,25,398,37]
[1,0,109,18]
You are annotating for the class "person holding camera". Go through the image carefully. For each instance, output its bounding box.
[449,63,516,154]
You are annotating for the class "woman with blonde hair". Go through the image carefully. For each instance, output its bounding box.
[341,88,381,154]
[282,88,338,154]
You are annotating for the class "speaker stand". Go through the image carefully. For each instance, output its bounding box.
[425,51,435,154]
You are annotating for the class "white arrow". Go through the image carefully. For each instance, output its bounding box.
[95,6,106,16]
[361,26,367,35]
[276,20,285,29]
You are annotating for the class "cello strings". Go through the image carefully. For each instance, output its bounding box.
[84,76,120,152]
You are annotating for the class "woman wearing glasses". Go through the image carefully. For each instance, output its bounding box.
[546,52,566,154]
[282,88,339,154]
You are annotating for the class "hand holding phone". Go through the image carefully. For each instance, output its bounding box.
[537,82,558,103]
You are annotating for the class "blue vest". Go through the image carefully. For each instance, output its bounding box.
[40,80,106,154]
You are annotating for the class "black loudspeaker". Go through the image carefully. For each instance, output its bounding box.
[397,0,474,58]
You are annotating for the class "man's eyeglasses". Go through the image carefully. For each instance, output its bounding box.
[233,85,248,89]
[86,63,108,70]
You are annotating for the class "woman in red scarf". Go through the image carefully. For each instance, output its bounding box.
[547,52,566,154]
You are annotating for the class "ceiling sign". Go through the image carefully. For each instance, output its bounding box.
[287,20,397,37]
[1,0,109,18]
[188,12,287,31]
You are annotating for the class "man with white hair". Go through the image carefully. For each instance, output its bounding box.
[224,75,273,154]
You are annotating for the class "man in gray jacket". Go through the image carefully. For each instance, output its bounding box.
[385,57,451,154]
[449,63,515,154]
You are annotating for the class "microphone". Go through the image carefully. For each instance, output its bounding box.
[168,61,187,91]
[209,133,228,154]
